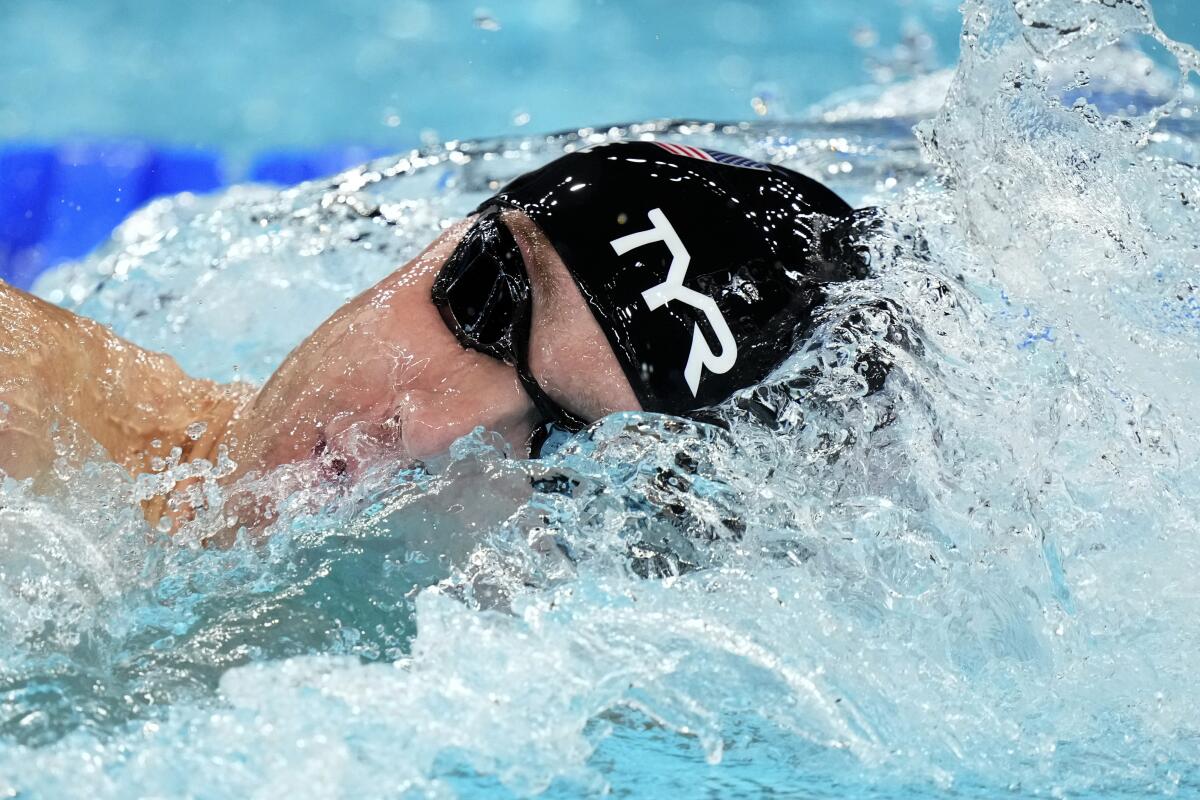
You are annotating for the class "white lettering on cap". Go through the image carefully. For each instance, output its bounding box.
[609,208,738,397]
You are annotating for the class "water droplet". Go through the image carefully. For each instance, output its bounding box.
[852,25,879,49]
[473,9,500,31]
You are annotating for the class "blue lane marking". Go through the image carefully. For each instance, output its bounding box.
[248,151,324,185]
[146,148,223,197]
[0,141,400,289]
[39,141,157,269]
[0,146,56,288]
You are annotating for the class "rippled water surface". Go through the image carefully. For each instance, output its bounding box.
[6,0,1200,796]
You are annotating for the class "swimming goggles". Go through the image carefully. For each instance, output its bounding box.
[431,208,589,440]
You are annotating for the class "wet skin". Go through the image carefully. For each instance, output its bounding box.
[229,211,640,481]
[0,212,640,522]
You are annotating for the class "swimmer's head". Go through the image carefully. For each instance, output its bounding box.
[434,140,866,430]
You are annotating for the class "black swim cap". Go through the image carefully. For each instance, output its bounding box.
[483,141,860,416]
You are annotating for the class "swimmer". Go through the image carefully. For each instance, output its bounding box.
[0,141,870,526]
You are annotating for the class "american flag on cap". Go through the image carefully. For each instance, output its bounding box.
[651,141,770,171]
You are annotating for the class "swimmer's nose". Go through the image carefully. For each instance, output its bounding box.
[312,436,349,480]
[313,412,407,481]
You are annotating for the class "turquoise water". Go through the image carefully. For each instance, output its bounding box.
[6,0,1198,152]
[0,0,967,285]
[3,0,1197,153]
[0,0,964,152]
[5,0,1200,798]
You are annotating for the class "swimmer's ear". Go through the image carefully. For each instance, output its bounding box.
[819,207,884,280]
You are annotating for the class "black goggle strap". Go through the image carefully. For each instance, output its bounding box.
[510,291,589,442]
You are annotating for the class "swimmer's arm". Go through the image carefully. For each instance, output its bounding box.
[0,283,252,481]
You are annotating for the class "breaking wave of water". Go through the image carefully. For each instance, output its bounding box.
[5,0,1200,796]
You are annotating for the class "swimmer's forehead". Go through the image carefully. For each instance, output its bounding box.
[498,210,567,301]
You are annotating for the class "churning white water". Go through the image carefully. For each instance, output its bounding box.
[4,0,1200,796]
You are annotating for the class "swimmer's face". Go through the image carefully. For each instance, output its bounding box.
[402,209,643,458]
[231,213,639,482]
[374,212,641,458]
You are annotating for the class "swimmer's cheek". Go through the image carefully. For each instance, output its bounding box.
[392,393,466,459]
[399,388,540,459]
[275,389,516,476]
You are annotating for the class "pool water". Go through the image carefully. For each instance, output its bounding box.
[0,0,969,289]
[0,0,967,152]
[4,0,1200,797]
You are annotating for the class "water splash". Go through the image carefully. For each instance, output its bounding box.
[6,1,1200,796]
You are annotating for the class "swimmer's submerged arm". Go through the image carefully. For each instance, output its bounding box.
[0,283,251,482]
